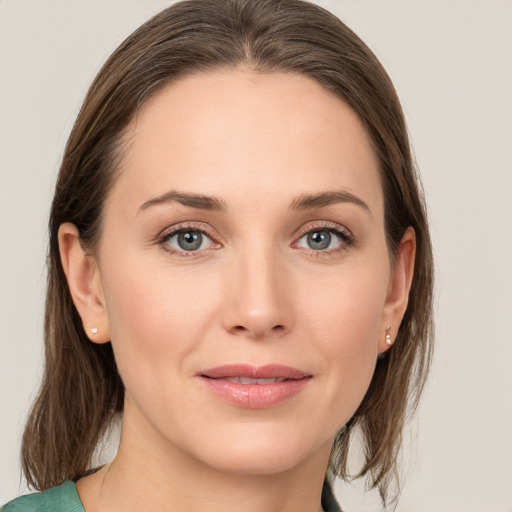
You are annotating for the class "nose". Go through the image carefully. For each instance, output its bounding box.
[222,246,294,340]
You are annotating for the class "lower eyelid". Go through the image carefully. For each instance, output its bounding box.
[168,232,212,249]
[298,232,348,248]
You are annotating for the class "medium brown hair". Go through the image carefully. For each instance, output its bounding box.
[21,0,434,504]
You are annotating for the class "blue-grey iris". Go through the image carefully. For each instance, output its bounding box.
[178,231,203,251]
[307,231,331,250]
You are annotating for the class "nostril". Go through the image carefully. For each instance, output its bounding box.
[230,324,286,337]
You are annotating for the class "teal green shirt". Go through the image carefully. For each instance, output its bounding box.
[2,479,341,511]
[1,481,83,512]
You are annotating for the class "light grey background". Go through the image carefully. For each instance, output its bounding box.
[1,1,511,511]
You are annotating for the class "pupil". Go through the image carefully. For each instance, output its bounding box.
[178,231,202,251]
[308,231,331,250]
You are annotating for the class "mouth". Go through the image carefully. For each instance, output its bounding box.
[198,364,312,409]
[220,376,289,384]
[200,363,310,380]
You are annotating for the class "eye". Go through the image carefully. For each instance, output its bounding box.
[297,230,340,251]
[161,228,215,253]
[294,224,354,253]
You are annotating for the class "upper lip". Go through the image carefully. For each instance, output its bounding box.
[199,364,310,380]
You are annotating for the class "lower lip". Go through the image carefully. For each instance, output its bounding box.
[200,377,311,409]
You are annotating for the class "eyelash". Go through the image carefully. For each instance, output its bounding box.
[157,221,354,258]
[157,222,219,258]
[293,221,355,257]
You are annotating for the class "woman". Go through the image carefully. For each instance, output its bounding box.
[2,0,434,511]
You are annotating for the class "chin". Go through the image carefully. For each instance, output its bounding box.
[184,425,332,476]
[202,449,313,476]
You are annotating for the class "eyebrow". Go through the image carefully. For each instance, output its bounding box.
[290,191,370,214]
[138,190,227,213]
[138,189,370,215]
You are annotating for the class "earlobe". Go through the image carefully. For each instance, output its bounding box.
[379,227,416,353]
[58,223,110,344]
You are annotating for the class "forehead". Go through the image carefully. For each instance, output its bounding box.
[111,68,382,216]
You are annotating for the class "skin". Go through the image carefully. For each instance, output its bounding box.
[59,69,415,512]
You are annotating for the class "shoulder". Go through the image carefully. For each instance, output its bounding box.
[1,492,42,512]
[1,481,84,512]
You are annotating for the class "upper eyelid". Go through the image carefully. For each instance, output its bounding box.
[158,222,218,241]
[294,220,353,238]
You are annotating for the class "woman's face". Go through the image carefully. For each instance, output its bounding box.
[72,70,410,475]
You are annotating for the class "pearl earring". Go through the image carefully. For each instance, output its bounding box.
[91,327,98,334]
[385,325,392,346]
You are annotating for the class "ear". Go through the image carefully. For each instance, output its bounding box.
[379,227,416,353]
[58,222,110,344]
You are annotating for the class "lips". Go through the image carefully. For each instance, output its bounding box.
[200,364,309,380]
[198,364,312,409]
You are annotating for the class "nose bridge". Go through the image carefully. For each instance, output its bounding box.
[223,238,292,339]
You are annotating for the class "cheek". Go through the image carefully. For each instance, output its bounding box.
[301,258,387,346]
[298,262,388,423]
[100,257,223,389]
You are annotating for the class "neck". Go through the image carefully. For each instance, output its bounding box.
[77,406,332,512]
